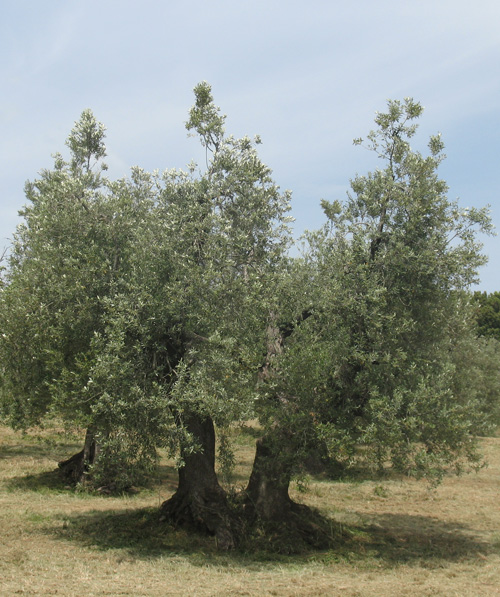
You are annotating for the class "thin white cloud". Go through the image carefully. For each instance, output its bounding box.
[1,0,499,290]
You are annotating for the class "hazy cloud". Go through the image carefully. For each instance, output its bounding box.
[2,0,499,289]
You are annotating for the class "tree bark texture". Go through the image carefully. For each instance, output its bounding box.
[247,315,307,522]
[159,412,238,550]
[245,435,295,521]
[58,426,100,484]
[244,433,330,550]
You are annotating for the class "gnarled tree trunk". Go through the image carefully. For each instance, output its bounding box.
[245,434,295,521]
[159,412,237,550]
[244,433,330,549]
[246,314,313,524]
[58,426,100,485]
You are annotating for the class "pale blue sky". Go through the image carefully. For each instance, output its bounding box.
[2,0,499,290]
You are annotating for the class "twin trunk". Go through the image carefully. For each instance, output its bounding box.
[158,415,302,549]
[58,419,318,550]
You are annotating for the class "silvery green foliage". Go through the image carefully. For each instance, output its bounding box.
[0,109,115,429]
[0,84,292,484]
[268,99,495,482]
[89,82,292,464]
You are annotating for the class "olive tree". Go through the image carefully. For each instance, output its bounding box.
[243,99,494,539]
[4,92,495,551]
[0,110,142,482]
[1,84,293,548]
[49,83,291,546]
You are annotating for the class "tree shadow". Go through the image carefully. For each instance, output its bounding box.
[2,438,82,494]
[333,511,497,567]
[0,439,81,462]
[6,467,70,493]
[49,507,210,559]
[45,505,497,568]
[5,454,179,495]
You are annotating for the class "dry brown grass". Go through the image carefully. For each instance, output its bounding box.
[1,424,499,596]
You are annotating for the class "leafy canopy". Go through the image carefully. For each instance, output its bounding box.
[262,98,495,482]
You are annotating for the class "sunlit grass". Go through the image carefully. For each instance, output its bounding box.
[1,423,499,596]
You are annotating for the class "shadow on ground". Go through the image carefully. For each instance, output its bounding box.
[2,439,82,494]
[0,439,81,461]
[6,468,70,493]
[346,511,496,566]
[45,505,497,568]
[5,455,178,495]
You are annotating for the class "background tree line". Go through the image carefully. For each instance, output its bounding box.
[474,291,500,341]
[1,84,499,549]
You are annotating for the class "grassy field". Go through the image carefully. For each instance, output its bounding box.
[1,424,499,596]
